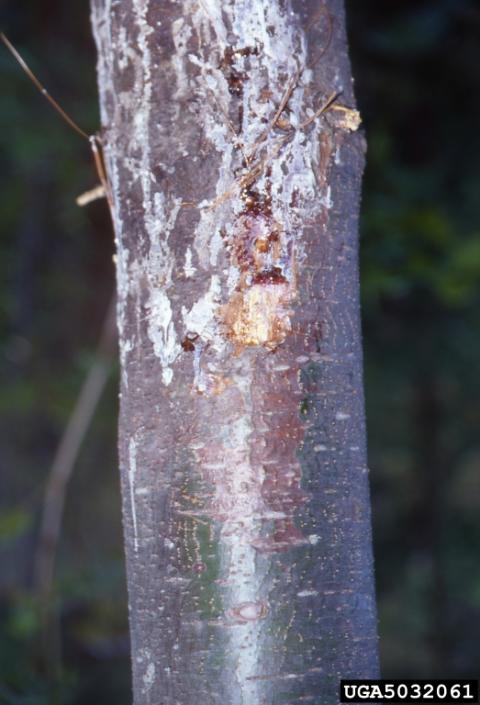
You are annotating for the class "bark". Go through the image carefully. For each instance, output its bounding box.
[90,0,379,703]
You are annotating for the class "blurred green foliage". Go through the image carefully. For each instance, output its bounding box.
[0,0,479,702]
[0,3,127,704]
[349,0,480,677]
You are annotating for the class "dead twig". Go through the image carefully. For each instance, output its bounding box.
[76,184,106,207]
[299,90,339,129]
[1,32,114,213]
[246,72,299,162]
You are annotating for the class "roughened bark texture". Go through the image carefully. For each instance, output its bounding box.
[91,0,379,702]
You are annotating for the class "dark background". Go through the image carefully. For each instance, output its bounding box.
[1,1,479,702]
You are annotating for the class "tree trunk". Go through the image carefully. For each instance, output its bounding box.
[90,0,379,702]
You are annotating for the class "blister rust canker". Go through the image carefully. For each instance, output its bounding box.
[222,182,297,351]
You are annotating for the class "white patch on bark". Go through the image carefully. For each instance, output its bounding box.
[138,649,156,694]
[143,662,155,692]
[128,436,139,552]
[131,0,154,229]
[182,275,223,347]
[135,486,149,496]
[222,524,265,704]
[115,240,134,387]
[184,246,196,278]
[142,192,182,385]
[321,185,333,209]
[147,290,179,386]
[171,17,192,98]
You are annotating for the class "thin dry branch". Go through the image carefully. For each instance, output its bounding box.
[34,295,117,601]
[1,32,89,140]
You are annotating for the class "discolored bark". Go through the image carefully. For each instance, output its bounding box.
[90,0,379,702]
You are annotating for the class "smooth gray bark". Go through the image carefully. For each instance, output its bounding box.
[91,0,379,702]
